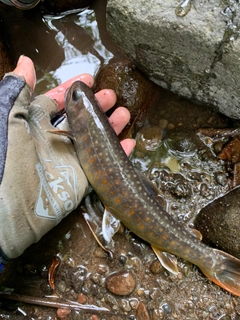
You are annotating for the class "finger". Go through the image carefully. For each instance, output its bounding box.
[45,73,94,110]
[108,107,130,135]
[121,139,136,157]
[95,89,117,112]
[13,55,36,92]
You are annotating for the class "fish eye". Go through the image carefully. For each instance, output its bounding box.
[72,88,82,102]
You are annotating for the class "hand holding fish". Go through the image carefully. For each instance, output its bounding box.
[0,56,135,266]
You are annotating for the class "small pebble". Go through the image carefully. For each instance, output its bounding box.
[129,298,139,310]
[105,271,136,295]
[56,308,71,319]
[98,264,109,274]
[213,141,224,154]
[150,259,164,274]
[120,298,131,312]
[77,293,87,304]
[136,301,150,320]
[136,126,163,152]
[200,183,210,197]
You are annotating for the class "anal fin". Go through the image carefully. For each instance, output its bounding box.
[151,245,179,275]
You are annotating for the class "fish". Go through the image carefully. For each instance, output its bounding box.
[60,80,240,296]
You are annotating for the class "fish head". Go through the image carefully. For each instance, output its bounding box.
[65,80,95,130]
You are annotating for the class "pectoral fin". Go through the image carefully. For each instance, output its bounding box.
[135,169,166,208]
[47,129,74,140]
[151,245,179,275]
[185,227,202,241]
[102,208,121,243]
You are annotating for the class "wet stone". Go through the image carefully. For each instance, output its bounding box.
[136,301,151,320]
[149,259,164,274]
[105,271,136,296]
[187,171,202,182]
[58,281,66,293]
[77,293,87,304]
[125,256,142,273]
[199,183,210,197]
[119,298,131,312]
[172,182,191,198]
[104,293,119,308]
[150,288,161,301]
[97,264,109,275]
[94,60,156,121]
[56,308,71,319]
[81,279,92,296]
[136,126,163,152]
[119,253,128,265]
[214,172,228,186]
[91,273,102,285]
[166,130,198,155]
[129,298,139,310]
[195,187,240,258]
[213,141,224,154]
[90,283,99,296]
[219,137,240,163]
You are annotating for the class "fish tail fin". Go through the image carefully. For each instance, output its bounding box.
[199,249,240,296]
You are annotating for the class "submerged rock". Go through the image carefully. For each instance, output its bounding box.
[105,270,136,295]
[94,60,156,122]
[106,0,240,120]
[195,187,240,259]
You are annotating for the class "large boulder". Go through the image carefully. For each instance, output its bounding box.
[106,0,240,119]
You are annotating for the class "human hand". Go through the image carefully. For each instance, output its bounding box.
[0,55,135,261]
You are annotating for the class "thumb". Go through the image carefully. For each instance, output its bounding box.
[13,55,36,92]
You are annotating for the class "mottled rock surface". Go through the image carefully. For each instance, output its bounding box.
[195,187,240,259]
[106,0,240,119]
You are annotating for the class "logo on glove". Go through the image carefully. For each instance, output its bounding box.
[35,162,77,224]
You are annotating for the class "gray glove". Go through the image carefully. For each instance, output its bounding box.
[0,73,88,261]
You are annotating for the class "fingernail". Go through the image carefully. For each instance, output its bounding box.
[17,55,25,65]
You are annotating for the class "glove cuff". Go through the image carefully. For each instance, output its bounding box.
[0,75,26,184]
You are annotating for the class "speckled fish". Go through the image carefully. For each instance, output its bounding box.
[63,80,240,296]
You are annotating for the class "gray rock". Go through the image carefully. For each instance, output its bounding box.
[106,0,240,119]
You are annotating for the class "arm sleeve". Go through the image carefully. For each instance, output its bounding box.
[0,75,26,183]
